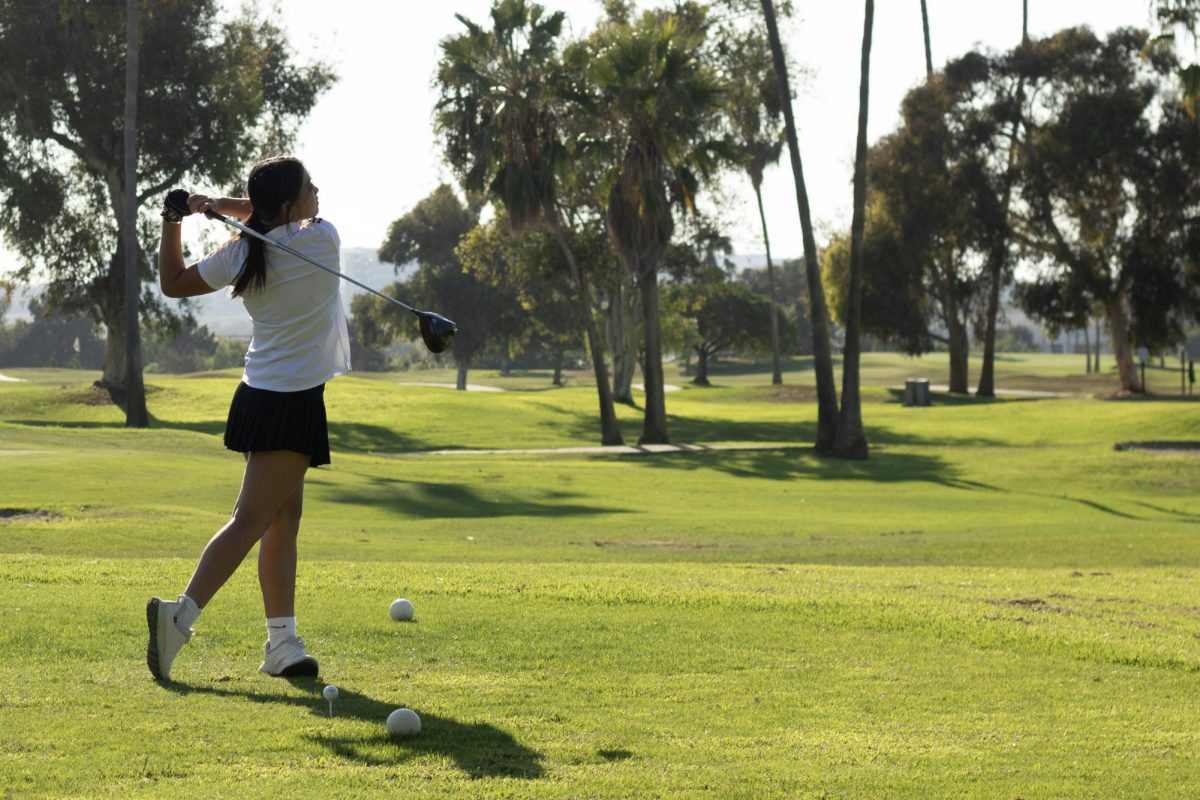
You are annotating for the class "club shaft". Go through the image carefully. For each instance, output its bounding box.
[205,211,417,315]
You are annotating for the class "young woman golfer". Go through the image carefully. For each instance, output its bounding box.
[148,155,351,681]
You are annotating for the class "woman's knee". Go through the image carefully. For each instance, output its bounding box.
[273,493,304,532]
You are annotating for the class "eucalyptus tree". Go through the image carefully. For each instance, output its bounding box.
[376,185,526,390]
[760,0,839,453]
[580,3,731,444]
[457,211,585,386]
[974,6,1031,397]
[435,0,624,443]
[0,0,333,411]
[1151,0,1200,121]
[824,69,992,395]
[1013,27,1200,391]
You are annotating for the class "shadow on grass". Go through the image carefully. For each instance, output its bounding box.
[661,414,1004,450]
[1129,500,1200,522]
[318,475,628,519]
[162,681,544,778]
[632,446,996,489]
[680,356,816,378]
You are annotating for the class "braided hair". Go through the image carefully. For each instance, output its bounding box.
[232,155,308,298]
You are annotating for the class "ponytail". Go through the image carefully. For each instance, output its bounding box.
[231,155,307,298]
[232,212,270,298]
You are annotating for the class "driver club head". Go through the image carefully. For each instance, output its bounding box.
[417,311,457,353]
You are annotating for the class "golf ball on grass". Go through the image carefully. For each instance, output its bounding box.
[386,708,421,737]
[390,598,415,621]
[323,685,339,702]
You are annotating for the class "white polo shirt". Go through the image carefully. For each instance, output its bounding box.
[197,218,352,392]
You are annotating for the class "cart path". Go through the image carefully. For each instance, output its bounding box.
[377,442,809,457]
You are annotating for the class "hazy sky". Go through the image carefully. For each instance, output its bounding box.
[0,1,1165,275]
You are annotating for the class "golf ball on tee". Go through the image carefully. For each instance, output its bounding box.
[386,707,421,737]
[323,685,339,702]
[390,598,415,621]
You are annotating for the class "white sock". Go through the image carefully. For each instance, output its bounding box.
[267,616,296,648]
[175,594,201,631]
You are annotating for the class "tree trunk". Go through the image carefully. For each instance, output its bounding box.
[456,360,468,391]
[761,0,839,453]
[948,322,969,394]
[122,0,147,426]
[834,0,873,461]
[552,350,563,387]
[940,255,969,394]
[606,277,638,404]
[977,11,1029,398]
[754,183,783,385]
[693,348,710,386]
[920,0,933,76]
[976,254,1001,397]
[100,313,127,401]
[1095,317,1102,373]
[1106,290,1140,392]
[548,212,624,445]
[637,270,668,444]
[1083,322,1092,374]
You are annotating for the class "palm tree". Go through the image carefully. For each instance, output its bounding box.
[724,28,786,385]
[435,0,624,445]
[759,0,839,453]
[832,0,873,460]
[920,0,933,75]
[122,0,147,427]
[587,9,729,444]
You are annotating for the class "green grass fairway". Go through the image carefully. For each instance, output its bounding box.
[1,355,1198,798]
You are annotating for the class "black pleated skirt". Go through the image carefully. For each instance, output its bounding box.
[224,382,330,467]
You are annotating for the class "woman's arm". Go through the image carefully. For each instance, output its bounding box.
[188,195,251,220]
[157,194,221,299]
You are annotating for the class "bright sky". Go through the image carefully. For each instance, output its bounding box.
[0,0,1163,276]
[272,0,1155,259]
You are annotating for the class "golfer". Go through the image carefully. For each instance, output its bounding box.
[147,155,351,681]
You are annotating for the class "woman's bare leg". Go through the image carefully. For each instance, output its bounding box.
[183,450,310,608]
[258,480,304,618]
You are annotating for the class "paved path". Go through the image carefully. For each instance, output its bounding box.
[905,384,1072,398]
[403,382,504,392]
[379,442,808,457]
[0,373,23,382]
[399,382,684,393]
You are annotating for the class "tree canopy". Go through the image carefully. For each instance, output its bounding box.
[0,0,334,393]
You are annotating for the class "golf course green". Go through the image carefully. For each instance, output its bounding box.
[1,353,1197,798]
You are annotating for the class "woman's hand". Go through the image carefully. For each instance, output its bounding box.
[188,194,219,216]
[188,195,251,220]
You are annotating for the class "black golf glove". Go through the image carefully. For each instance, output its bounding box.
[161,189,192,223]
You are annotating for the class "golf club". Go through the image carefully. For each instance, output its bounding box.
[195,201,457,353]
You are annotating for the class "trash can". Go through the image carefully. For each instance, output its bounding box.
[904,378,931,406]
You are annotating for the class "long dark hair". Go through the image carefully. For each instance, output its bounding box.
[232,155,307,298]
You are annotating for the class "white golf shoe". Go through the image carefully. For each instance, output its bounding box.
[146,596,194,681]
[259,635,320,678]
